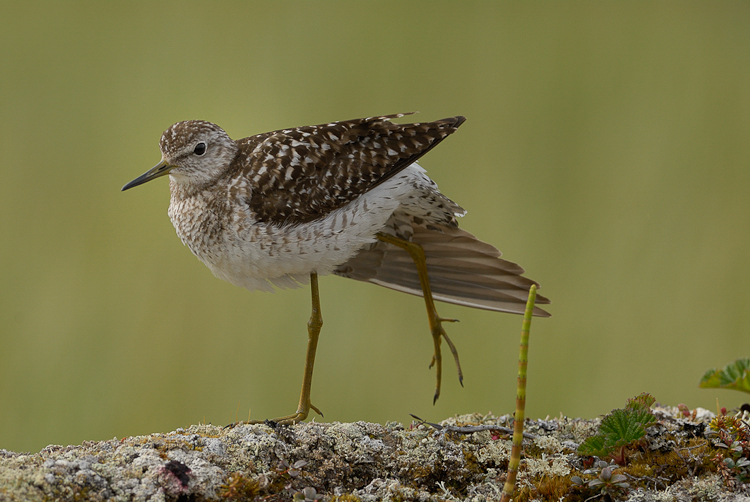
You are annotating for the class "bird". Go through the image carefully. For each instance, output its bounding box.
[122,113,550,425]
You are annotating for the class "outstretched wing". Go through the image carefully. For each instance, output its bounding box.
[236,113,466,225]
[335,221,552,317]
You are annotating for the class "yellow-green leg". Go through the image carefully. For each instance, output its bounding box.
[377,232,463,403]
[243,272,324,425]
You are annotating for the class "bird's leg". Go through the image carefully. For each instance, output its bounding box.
[242,272,324,426]
[376,232,463,403]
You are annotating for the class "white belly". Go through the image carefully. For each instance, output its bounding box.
[169,164,443,292]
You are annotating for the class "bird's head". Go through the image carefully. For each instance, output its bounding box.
[122,120,239,192]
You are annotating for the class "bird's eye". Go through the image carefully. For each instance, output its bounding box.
[193,142,207,156]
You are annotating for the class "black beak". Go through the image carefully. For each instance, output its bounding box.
[122,160,173,191]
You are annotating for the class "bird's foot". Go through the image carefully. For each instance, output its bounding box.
[374,232,464,403]
[428,315,463,404]
[225,403,323,428]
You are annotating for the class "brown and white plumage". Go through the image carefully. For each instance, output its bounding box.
[123,113,550,421]
[337,223,549,316]
[123,113,550,316]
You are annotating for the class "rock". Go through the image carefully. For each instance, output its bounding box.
[0,408,745,501]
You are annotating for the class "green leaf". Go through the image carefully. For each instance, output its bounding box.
[577,405,657,457]
[578,434,609,457]
[625,392,656,412]
[699,358,750,394]
[599,408,655,447]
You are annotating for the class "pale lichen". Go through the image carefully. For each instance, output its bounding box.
[522,453,571,479]
[0,407,742,501]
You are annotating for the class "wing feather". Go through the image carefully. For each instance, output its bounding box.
[235,114,466,225]
[335,224,551,317]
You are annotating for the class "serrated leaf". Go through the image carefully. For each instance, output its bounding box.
[578,434,609,456]
[699,358,750,394]
[625,392,656,411]
[599,408,655,447]
[577,395,658,458]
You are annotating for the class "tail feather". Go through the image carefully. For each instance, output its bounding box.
[334,224,551,317]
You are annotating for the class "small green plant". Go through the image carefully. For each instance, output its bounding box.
[500,285,538,502]
[577,393,657,464]
[571,460,629,498]
[707,413,750,488]
[293,486,324,501]
[700,358,750,394]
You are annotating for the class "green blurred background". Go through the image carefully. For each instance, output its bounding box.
[1,2,749,453]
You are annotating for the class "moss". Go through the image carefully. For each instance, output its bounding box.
[219,471,260,500]
[517,475,573,502]
[330,495,362,502]
[462,449,480,473]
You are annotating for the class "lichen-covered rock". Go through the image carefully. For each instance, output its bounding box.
[0,408,745,501]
